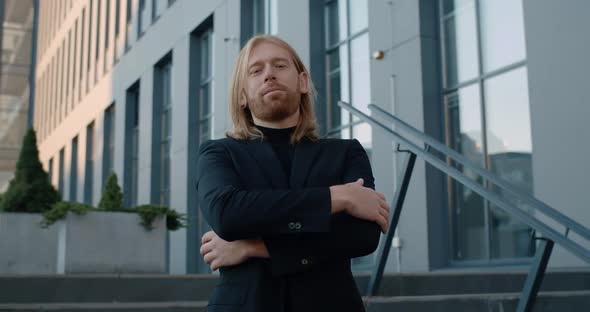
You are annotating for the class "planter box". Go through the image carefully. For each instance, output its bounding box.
[58,211,166,274]
[0,211,166,274]
[0,213,59,274]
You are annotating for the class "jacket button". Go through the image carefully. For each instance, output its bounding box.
[288,222,296,230]
[301,258,309,265]
[295,222,302,230]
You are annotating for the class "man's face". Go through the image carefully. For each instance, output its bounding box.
[243,41,308,124]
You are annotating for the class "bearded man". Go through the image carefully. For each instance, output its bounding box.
[196,34,390,312]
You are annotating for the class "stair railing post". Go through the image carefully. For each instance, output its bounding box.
[366,148,417,296]
[516,238,555,312]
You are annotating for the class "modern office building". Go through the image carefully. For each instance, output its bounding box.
[0,0,36,191]
[33,0,589,274]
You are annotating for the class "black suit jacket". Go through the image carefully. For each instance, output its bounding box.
[196,136,381,312]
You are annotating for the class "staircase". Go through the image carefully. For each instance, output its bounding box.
[0,270,588,311]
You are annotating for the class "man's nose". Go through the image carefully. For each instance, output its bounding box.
[263,65,276,82]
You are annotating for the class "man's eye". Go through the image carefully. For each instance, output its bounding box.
[275,64,286,68]
[250,69,261,75]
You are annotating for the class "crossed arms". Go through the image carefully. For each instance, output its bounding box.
[196,139,390,275]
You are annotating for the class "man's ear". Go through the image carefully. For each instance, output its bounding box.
[298,72,309,94]
[239,91,248,108]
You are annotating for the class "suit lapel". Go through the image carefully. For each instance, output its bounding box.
[290,139,322,188]
[242,139,289,188]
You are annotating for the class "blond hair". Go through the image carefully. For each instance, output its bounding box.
[226,35,319,143]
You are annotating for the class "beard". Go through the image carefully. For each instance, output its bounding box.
[247,84,300,123]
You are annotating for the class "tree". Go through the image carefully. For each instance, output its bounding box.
[1,129,61,212]
[98,172,124,211]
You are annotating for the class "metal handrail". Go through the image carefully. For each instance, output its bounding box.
[324,119,365,138]
[338,101,590,262]
[368,103,590,242]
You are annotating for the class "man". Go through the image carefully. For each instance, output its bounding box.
[196,35,390,312]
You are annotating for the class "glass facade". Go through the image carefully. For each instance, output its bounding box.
[324,0,373,268]
[157,60,172,207]
[0,0,34,191]
[58,147,64,196]
[125,84,140,208]
[252,0,277,35]
[440,0,534,263]
[324,0,371,149]
[84,122,95,205]
[70,135,78,201]
[103,104,115,189]
[198,30,213,144]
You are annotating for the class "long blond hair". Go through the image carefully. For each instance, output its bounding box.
[226,35,319,143]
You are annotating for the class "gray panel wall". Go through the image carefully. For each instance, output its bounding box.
[368,0,444,272]
[523,0,590,268]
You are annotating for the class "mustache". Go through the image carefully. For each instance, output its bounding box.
[261,83,286,96]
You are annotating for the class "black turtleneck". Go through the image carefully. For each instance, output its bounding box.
[257,125,296,182]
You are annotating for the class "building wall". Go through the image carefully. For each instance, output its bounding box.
[35,0,237,273]
[33,0,589,274]
[34,0,315,274]
[523,0,590,267]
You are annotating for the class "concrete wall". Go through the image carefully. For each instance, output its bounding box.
[0,213,59,274]
[523,0,590,267]
[61,211,166,274]
[368,0,442,272]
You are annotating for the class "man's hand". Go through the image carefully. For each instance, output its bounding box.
[330,178,390,233]
[200,231,269,271]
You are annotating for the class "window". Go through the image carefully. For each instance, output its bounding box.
[59,42,65,119]
[70,136,79,201]
[48,157,54,185]
[198,29,213,144]
[138,0,146,38]
[151,0,159,21]
[324,0,371,148]
[66,30,71,99]
[114,0,120,62]
[104,0,111,72]
[105,0,110,49]
[125,0,133,50]
[72,19,78,96]
[125,83,140,208]
[103,104,116,189]
[153,58,172,206]
[58,148,65,197]
[167,0,176,7]
[95,0,102,82]
[241,0,277,42]
[87,0,93,92]
[84,122,95,205]
[252,0,277,35]
[188,20,214,273]
[439,0,533,262]
[95,0,101,61]
[79,9,85,100]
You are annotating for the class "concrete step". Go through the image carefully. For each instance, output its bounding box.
[0,274,218,303]
[355,270,590,296]
[0,291,587,312]
[363,290,590,312]
[1,270,588,304]
[0,301,207,312]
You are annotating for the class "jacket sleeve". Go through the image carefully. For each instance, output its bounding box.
[196,139,332,241]
[262,139,382,276]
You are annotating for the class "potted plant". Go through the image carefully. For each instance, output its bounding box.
[0,129,62,274]
[41,172,186,274]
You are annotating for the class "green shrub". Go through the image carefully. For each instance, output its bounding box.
[1,129,60,212]
[98,173,123,211]
[41,201,96,227]
[135,204,187,231]
[40,201,186,232]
